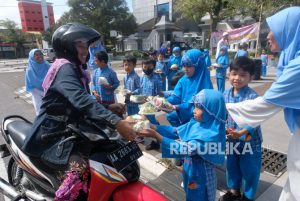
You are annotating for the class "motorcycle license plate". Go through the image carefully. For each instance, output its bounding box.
[107,141,143,172]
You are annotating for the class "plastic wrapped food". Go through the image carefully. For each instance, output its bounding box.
[98,77,109,85]
[133,120,150,132]
[212,63,221,68]
[147,96,174,113]
[170,64,179,70]
[138,102,158,114]
[130,95,147,103]
[115,87,131,95]
[126,114,147,124]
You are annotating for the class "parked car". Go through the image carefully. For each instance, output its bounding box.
[42,48,56,62]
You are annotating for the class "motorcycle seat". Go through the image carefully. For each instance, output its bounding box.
[7,120,32,148]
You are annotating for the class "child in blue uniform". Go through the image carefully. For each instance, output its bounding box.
[166,49,212,127]
[220,56,262,201]
[215,46,229,93]
[123,55,140,115]
[167,47,182,90]
[260,49,268,77]
[138,89,226,201]
[92,51,120,107]
[155,50,168,91]
[140,58,163,150]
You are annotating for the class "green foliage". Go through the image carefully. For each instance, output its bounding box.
[0,18,36,57]
[55,0,137,45]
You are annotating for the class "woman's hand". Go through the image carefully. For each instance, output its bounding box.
[108,103,126,114]
[116,120,136,141]
[138,128,162,143]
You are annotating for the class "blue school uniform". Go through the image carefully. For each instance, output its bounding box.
[204,49,212,77]
[124,70,140,115]
[158,89,226,201]
[155,60,167,91]
[224,86,262,200]
[235,49,248,58]
[140,73,162,124]
[167,49,213,127]
[167,55,182,90]
[260,54,268,77]
[92,65,120,104]
[88,42,106,70]
[216,46,229,93]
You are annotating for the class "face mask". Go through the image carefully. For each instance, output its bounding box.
[143,68,154,75]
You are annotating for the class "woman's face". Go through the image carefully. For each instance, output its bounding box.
[34,51,44,63]
[267,31,280,52]
[75,40,89,64]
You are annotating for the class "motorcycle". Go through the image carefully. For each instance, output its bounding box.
[0,115,168,201]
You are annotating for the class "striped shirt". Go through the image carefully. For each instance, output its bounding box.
[223,86,263,142]
[92,65,120,102]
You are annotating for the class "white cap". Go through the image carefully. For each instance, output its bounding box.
[222,32,229,36]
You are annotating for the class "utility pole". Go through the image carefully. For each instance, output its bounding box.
[255,3,263,57]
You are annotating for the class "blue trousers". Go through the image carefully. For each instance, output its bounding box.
[216,78,225,93]
[261,65,267,77]
[226,139,262,199]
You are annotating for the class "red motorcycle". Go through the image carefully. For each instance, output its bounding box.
[0,115,168,201]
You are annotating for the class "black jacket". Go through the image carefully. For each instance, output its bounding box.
[22,63,121,165]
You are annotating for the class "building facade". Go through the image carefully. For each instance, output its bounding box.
[17,0,54,32]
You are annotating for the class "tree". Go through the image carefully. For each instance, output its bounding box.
[174,0,300,41]
[0,19,35,57]
[59,0,137,44]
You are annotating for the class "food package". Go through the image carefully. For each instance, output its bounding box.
[138,102,158,114]
[133,120,150,132]
[170,64,179,70]
[147,96,174,112]
[115,87,131,95]
[98,77,109,85]
[212,63,221,68]
[130,95,147,103]
[126,114,147,124]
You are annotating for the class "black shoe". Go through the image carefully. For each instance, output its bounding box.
[219,191,241,201]
[241,195,253,201]
[145,141,160,150]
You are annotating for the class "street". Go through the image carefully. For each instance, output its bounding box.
[0,59,292,201]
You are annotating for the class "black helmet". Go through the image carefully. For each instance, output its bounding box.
[52,22,100,64]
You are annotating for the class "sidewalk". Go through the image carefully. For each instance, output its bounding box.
[11,63,290,201]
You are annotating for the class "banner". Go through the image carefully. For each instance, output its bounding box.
[228,22,259,44]
[210,22,259,48]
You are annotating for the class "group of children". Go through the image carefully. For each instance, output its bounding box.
[89,47,266,201]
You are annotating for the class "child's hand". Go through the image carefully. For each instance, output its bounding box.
[125,92,132,97]
[227,129,243,139]
[138,128,162,142]
[93,91,101,102]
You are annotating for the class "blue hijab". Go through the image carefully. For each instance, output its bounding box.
[25,49,50,92]
[264,7,300,133]
[178,89,226,165]
[88,41,106,70]
[216,46,229,65]
[170,49,213,103]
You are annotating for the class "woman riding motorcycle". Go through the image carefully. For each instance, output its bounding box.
[21,23,136,200]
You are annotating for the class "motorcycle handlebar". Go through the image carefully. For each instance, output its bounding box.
[40,128,72,141]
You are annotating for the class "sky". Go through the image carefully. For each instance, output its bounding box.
[0,0,132,27]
